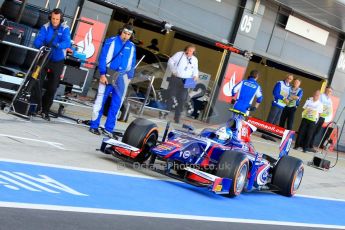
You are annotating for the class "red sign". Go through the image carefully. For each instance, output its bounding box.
[247,117,285,137]
[217,64,245,102]
[74,17,106,68]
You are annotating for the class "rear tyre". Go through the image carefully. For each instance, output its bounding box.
[20,6,39,27]
[8,48,27,66]
[272,156,304,197]
[216,151,249,197]
[122,118,158,163]
[1,0,21,20]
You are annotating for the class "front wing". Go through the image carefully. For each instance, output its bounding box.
[99,138,232,195]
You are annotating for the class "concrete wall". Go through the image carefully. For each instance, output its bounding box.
[27,0,79,20]
[254,1,339,78]
[105,0,240,44]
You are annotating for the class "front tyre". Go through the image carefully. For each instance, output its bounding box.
[216,151,249,197]
[272,156,304,197]
[122,118,158,163]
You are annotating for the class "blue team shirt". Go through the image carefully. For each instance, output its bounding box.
[34,22,71,62]
[98,35,136,79]
[231,77,263,114]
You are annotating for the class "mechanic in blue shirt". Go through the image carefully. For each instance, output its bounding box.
[279,78,303,130]
[89,24,136,137]
[231,69,263,115]
[33,8,71,121]
[226,70,262,145]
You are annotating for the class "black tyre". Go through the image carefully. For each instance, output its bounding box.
[7,48,27,66]
[216,151,249,197]
[1,1,39,26]
[36,10,49,28]
[1,0,21,20]
[20,6,39,27]
[122,118,158,163]
[272,156,304,197]
[0,66,15,76]
[22,50,37,70]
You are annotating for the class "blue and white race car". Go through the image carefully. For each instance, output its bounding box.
[100,114,304,198]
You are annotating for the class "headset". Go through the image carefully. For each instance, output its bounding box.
[184,44,196,55]
[48,8,64,24]
[118,24,135,39]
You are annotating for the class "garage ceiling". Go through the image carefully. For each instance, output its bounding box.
[274,0,345,33]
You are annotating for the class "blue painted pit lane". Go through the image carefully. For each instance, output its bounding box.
[0,160,344,227]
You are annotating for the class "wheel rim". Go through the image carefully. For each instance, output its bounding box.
[140,132,157,161]
[235,163,248,194]
[293,166,304,192]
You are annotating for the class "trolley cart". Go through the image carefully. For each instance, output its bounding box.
[51,54,96,119]
[3,45,51,118]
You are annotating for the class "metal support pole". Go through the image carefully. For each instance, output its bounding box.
[44,0,50,9]
[202,50,228,122]
[139,75,155,116]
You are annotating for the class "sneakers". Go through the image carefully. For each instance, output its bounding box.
[102,129,118,139]
[41,112,50,121]
[89,128,101,135]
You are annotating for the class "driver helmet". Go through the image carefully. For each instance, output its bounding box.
[215,126,233,144]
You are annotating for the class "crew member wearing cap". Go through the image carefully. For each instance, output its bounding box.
[89,24,136,138]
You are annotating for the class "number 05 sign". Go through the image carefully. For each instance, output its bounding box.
[240,15,254,33]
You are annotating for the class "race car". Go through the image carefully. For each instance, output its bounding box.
[100,114,304,198]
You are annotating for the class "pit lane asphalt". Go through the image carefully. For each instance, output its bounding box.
[0,207,338,230]
[0,108,344,230]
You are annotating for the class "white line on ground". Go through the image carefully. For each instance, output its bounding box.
[0,202,344,229]
[0,158,176,182]
[0,134,65,150]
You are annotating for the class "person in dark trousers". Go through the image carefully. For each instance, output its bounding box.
[294,90,323,153]
[261,74,293,141]
[147,38,159,51]
[279,78,303,130]
[33,8,71,121]
[308,86,333,152]
[162,44,199,124]
[89,24,136,138]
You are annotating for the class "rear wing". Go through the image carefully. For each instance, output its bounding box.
[279,130,295,158]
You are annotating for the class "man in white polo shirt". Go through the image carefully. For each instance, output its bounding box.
[163,44,199,123]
